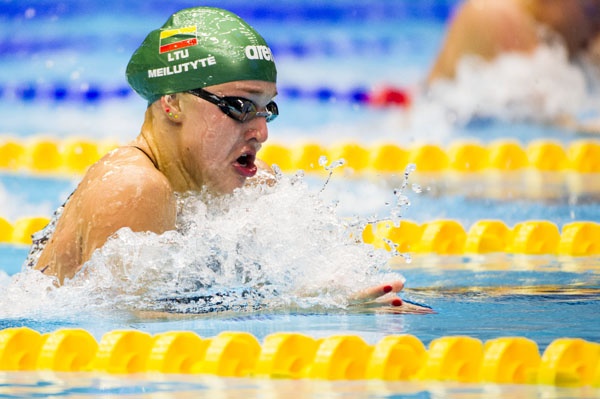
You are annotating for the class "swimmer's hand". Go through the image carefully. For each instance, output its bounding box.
[350,280,435,314]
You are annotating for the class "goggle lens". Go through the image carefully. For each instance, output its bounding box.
[220,97,278,123]
[188,88,278,123]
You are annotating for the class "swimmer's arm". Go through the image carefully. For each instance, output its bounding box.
[32,175,174,284]
[34,216,81,283]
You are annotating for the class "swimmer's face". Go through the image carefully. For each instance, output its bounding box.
[178,80,277,194]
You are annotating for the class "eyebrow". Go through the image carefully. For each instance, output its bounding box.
[240,86,263,94]
[234,84,278,98]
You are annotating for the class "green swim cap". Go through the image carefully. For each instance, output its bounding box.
[126,7,277,104]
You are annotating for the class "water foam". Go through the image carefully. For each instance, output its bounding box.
[0,171,405,318]
[416,43,590,129]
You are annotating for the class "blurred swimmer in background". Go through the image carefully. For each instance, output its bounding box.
[428,0,600,83]
[424,0,600,130]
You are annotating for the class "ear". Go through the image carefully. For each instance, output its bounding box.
[160,94,183,123]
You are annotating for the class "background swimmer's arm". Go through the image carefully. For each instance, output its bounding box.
[427,0,538,83]
[587,33,600,67]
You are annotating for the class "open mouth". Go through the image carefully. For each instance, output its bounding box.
[233,152,258,177]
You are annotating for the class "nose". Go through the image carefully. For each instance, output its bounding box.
[245,117,269,144]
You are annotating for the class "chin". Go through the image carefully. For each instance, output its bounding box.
[213,179,245,196]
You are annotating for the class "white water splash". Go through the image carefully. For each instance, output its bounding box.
[0,173,405,318]
[415,43,589,129]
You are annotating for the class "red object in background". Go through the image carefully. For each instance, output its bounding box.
[369,87,411,108]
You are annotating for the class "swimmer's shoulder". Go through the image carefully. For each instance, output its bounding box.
[79,146,175,209]
[76,146,177,233]
[87,146,171,191]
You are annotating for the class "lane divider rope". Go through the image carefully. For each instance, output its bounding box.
[4,36,405,59]
[2,215,598,256]
[0,327,598,386]
[1,1,458,22]
[261,139,600,174]
[2,137,600,175]
[363,219,600,256]
[0,82,411,107]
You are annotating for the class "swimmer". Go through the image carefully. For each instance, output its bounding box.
[26,7,427,314]
[428,0,600,83]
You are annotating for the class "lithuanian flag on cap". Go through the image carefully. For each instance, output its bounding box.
[159,25,197,54]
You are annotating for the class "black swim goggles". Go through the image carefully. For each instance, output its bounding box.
[187,88,278,123]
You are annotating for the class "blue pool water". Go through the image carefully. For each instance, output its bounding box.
[1,0,600,397]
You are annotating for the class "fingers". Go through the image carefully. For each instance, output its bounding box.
[375,306,435,315]
[354,294,435,315]
[353,279,405,302]
[386,298,435,314]
[370,297,435,314]
[348,279,434,314]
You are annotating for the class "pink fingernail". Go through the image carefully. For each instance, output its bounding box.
[383,285,393,293]
[392,299,403,307]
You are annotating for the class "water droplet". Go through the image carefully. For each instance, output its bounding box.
[272,164,282,177]
[326,159,345,171]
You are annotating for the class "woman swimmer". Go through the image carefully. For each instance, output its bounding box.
[428,0,600,83]
[25,7,430,314]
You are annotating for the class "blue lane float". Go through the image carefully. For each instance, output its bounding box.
[0,36,399,59]
[1,0,460,22]
[5,83,133,103]
[0,82,412,107]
